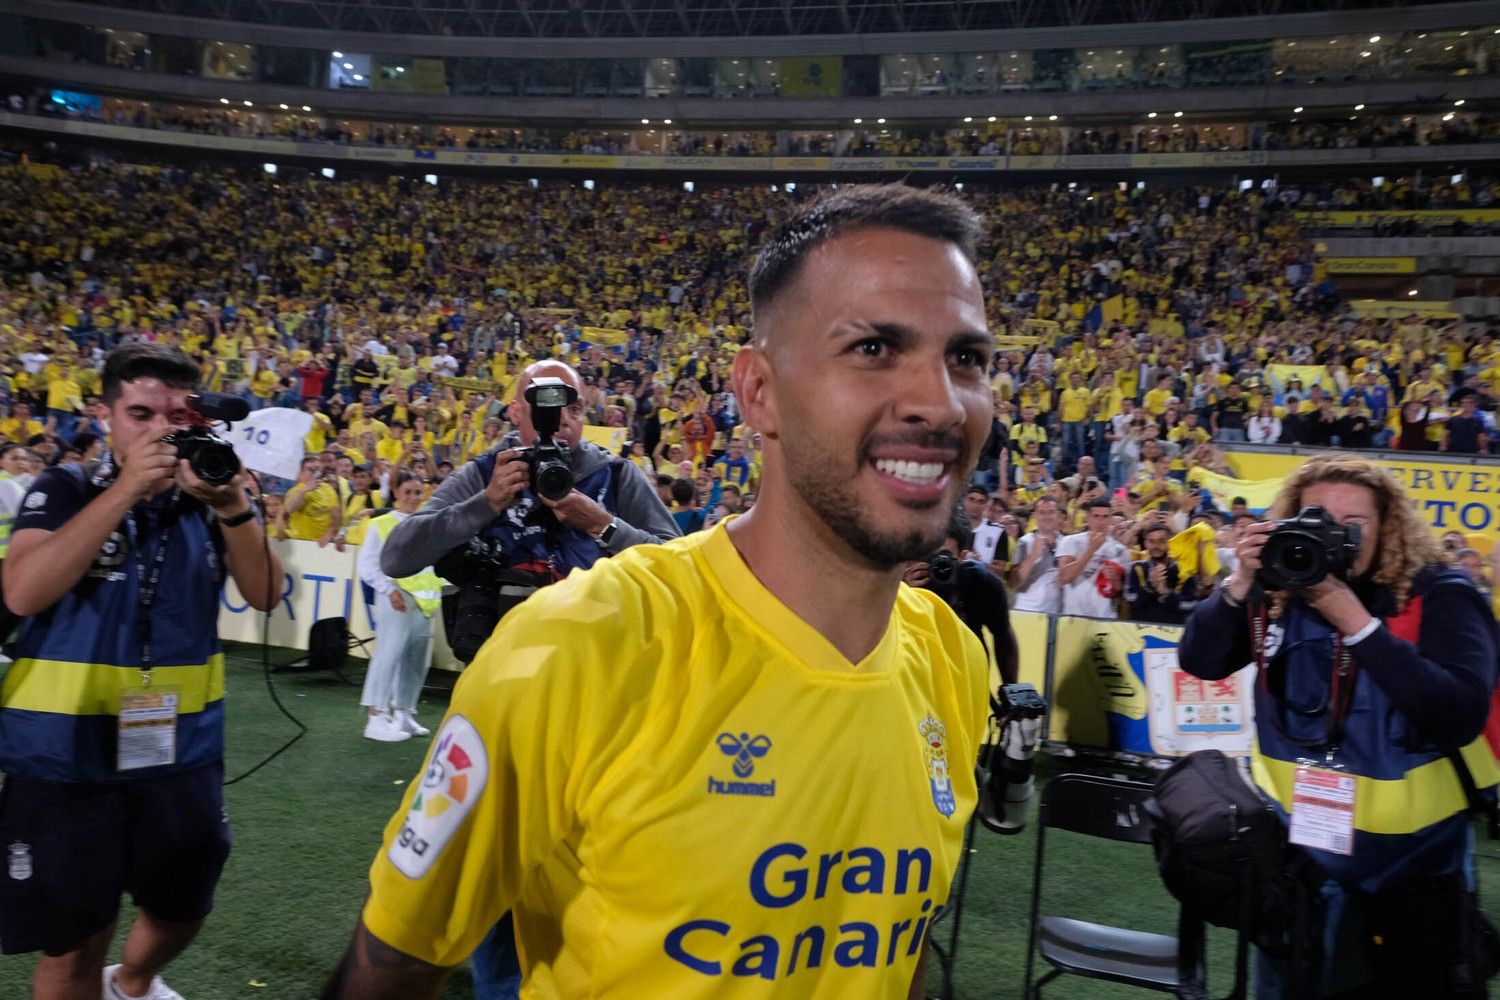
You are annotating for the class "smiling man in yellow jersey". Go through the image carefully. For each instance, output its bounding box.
[325,184,994,1000]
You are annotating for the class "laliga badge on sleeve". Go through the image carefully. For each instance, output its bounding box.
[117,687,179,772]
[1288,765,1356,856]
[389,715,489,879]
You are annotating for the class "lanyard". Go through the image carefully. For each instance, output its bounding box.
[1249,602,1358,759]
[126,488,180,681]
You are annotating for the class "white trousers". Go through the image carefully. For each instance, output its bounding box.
[360,594,434,713]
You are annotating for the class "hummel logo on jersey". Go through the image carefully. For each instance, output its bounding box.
[707,732,775,798]
[717,732,771,777]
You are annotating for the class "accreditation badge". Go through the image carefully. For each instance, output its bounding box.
[1287,765,1356,856]
[117,686,179,772]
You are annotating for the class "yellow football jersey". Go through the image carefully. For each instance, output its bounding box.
[363,524,988,998]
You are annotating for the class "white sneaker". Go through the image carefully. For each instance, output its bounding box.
[103,964,185,1000]
[363,713,411,743]
[395,709,430,737]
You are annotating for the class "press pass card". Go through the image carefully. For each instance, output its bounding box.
[1288,765,1356,856]
[117,688,179,771]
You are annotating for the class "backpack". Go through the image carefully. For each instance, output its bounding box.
[1145,749,1322,991]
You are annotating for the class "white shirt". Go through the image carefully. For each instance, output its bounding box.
[431,353,460,377]
[972,521,1004,566]
[1011,532,1062,614]
[1248,415,1281,444]
[1109,412,1134,459]
[1056,532,1131,619]
[356,510,408,597]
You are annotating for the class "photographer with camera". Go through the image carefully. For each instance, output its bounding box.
[382,360,678,662]
[1179,453,1498,999]
[902,506,1019,685]
[0,343,281,1000]
[378,358,676,1000]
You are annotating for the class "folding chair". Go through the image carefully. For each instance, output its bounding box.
[1023,772,1208,1000]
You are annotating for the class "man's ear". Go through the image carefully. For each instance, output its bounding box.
[731,346,779,441]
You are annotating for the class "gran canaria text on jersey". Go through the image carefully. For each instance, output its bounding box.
[663,841,939,980]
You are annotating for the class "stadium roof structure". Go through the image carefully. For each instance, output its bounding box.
[45,0,1467,38]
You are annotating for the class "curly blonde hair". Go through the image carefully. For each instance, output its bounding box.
[1265,452,1446,613]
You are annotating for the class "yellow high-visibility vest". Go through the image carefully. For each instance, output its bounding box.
[368,513,445,617]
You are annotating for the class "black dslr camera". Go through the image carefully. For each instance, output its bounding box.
[927,550,960,589]
[1256,505,1360,591]
[434,537,554,663]
[520,377,576,502]
[163,392,248,487]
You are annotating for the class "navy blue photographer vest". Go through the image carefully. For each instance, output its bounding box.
[469,451,627,578]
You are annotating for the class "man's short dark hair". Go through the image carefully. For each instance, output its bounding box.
[670,478,695,505]
[1143,524,1171,541]
[1231,496,1248,507]
[748,184,981,321]
[1087,497,1113,510]
[101,343,199,405]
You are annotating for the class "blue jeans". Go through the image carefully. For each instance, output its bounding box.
[1060,421,1087,472]
[48,409,77,443]
[471,913,522,1000]
[1216,428,1248,444]
[1090,421,1112,472]
[1256,835,1477,999]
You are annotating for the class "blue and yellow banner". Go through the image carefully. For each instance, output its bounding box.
[1215,446,1500,534]
[580,326,629,348]
[1187,465,1284,515]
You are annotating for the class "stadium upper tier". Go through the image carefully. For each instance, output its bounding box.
[0,3,1494,122]
[22,0,1482,39]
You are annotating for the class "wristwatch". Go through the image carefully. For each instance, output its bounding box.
[594,518,620,546]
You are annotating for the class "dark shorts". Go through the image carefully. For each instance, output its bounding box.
[0,762,231,955]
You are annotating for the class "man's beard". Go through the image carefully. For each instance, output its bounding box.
[782,431,967,569]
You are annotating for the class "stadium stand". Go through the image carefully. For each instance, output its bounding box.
[0,3,1498,995]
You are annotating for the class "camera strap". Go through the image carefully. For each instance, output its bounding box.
[126,488,182,679]
[1249,601,1358,757]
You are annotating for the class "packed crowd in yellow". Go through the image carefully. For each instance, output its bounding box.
[0,160,1494,566]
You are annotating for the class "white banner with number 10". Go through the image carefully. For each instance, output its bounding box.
[231,406,313,481]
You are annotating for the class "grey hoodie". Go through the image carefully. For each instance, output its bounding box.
[380,431,679,578]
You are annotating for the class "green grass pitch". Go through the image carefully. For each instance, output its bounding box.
[1,645,1495,998]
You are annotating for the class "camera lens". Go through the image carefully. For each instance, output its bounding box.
[191,441,241,487]
[534,461,574,502]
[1260,530,1328,590]
[1280,541,1316,575]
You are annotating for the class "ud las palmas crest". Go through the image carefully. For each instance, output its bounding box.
[919,715,956,817]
